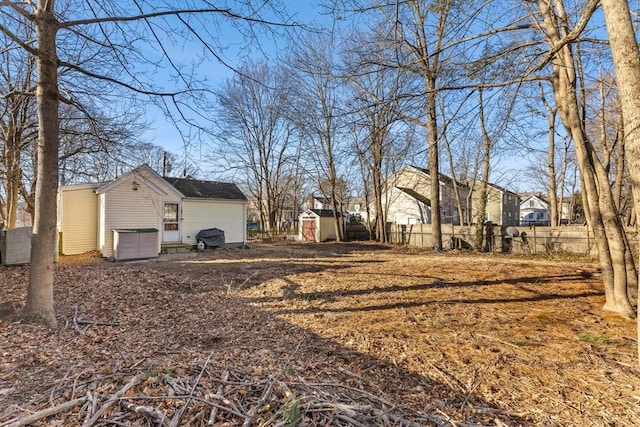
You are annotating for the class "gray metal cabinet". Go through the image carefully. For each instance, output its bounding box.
[112,228,158,261]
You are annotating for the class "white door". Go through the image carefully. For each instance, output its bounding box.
[162,202,181,242]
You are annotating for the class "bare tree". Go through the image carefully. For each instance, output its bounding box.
[0,0,293,326]
[0,16,37,228]
[599,0,640,360]
[213,62,298,234]
[527,0,635,318]
[289,32,347,241]
[340,20,421,242]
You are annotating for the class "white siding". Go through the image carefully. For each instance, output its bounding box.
[100,176,177,257]
[182,199,246,245]
[384,187,429,224]
[60,187,98,255]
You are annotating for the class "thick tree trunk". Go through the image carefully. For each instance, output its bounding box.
[23,2,59,327]
[370,130,386,243]
[534,0,634,319]
[600,0,640,361]
[426,84,442,249]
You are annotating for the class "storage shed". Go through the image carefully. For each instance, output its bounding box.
[298,209,342,242]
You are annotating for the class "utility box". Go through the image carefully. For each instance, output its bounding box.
[112,228,159,261]
[0,227,32,266]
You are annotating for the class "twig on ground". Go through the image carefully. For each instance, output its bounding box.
[119,399,168,426]
[1,397,87,427]
[207,369,229,425]
[169,352,213,427]
[82,373,143,427]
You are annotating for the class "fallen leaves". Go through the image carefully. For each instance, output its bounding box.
[0,242,638,426]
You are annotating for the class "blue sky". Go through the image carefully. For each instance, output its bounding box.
[143,0,325,168]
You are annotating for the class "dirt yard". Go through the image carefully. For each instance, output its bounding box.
[1,242,638,426]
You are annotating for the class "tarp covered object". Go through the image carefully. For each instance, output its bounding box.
[196,228,225,248]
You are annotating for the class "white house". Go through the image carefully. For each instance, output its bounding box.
[346,196,369,222]
[519,193,550,226]
[377,165,469,225]
[58,164,247,258]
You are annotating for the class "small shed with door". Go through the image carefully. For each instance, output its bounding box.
[299,209,340,242]
[58,164,248,259]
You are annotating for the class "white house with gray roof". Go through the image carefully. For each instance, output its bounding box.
[57,164,247,258]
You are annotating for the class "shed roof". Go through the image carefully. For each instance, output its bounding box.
[163,177,247,201]
[301,209,343,218]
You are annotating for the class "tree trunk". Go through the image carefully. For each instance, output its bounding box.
[4,129,21,228]
[546,109,559,227]
[474,89,491,251]
[426,84,442,249]
[24,1,59,327]
[534,0,634,319]
[369,129,387,243]
[600,0,640,361]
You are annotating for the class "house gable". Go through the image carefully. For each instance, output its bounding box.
[96,164,183,198]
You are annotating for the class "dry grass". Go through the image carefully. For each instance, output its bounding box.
[1,242,638,426]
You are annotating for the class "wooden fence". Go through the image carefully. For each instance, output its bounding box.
[387,222,639,256]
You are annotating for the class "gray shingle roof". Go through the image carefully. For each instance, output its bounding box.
[163,177,247,200]
[310,209,343,217]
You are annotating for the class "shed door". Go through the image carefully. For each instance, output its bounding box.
[301,219,316,241]
[162,202,181,242]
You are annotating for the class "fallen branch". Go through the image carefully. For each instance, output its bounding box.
[207,369,229,425]
[1,397,87,427]
[169,353,213,427]
[119,399,168,426]
[82,373,143,427]
[474,333,520,349]
[241,377,276,427]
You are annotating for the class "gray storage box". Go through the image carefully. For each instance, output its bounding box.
[112,228,159,261]
[0,227,32,266]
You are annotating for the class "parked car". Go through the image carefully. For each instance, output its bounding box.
[521,211,551,226]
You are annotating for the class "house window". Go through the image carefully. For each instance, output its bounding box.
[164,203,179,222]
[529,200,534,207]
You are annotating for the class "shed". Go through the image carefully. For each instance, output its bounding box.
[58,164,248,259]
[299,209,341,242]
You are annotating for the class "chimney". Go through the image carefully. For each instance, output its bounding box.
[307,194,314,210]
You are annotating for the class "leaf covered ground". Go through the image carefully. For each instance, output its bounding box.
[0,242,638,426]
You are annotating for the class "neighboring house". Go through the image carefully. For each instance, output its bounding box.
[58,164,247,258]
[302,195,332,211]
[346,196,369,222]
[470,181,520,226]
[377,165,469,225]
[298,209,343,242]
[519,193,550,226]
